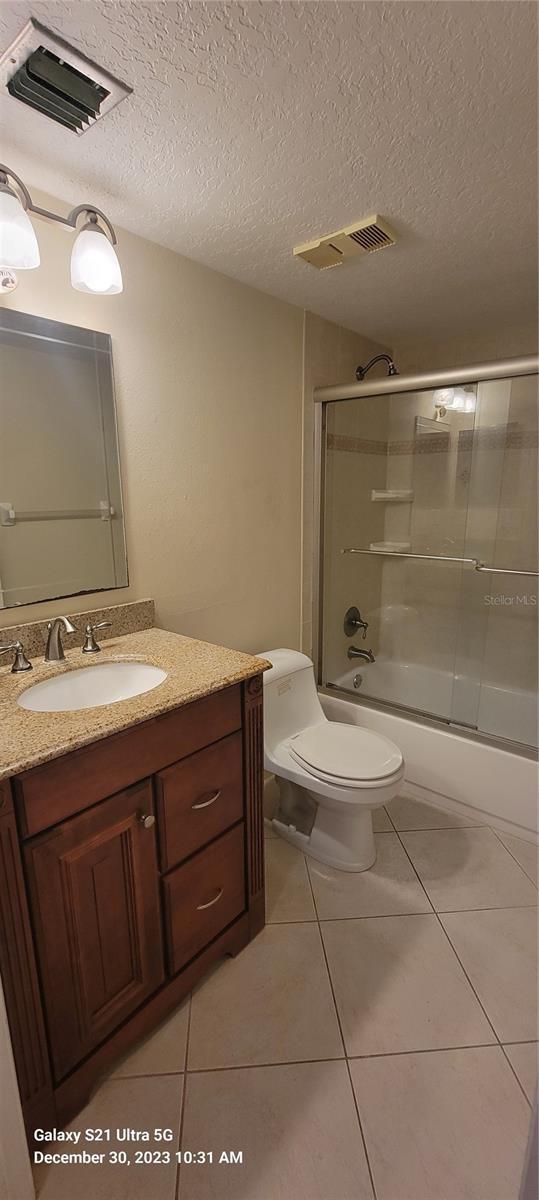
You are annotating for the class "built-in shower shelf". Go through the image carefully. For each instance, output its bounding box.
[371,489,414,503]
[369,541,411,553]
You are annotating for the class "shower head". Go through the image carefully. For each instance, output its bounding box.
[355,355,399,382]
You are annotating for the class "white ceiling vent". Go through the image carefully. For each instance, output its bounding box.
[0,19,132,134]
[293,215,396,270]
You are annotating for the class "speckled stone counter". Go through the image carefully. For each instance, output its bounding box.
[0,627,270,782]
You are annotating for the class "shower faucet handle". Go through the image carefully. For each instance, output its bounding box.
[343,606,369,639]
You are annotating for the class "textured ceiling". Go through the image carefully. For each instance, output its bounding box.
[0,1,537,342]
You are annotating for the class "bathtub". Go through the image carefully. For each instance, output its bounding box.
[332,659,538,749]
[320,664,538,840]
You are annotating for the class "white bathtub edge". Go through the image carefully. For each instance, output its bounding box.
[320,692,538,842]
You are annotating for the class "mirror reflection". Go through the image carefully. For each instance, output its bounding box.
[0,308,128,609]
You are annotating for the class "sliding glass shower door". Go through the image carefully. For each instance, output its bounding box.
[320,368,538,749]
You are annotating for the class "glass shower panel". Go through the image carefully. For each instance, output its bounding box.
[453,375,538,747]
[322,386,477,723]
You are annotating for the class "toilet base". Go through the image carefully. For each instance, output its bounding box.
[273,779,376,872]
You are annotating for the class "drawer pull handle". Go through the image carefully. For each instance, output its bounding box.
[139,813,155,829]
[191,789,221,811]
[196,887,224,911]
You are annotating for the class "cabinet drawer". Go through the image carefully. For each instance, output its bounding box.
[163,824,245,974]
[156,732,243,870]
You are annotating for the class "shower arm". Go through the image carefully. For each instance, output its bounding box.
[355,355,399,381]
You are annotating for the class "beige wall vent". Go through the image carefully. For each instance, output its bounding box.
[293,215,396,270]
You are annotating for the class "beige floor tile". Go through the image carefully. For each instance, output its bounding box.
[503,1042,538,1103]
[107,999,190,1079]
[441,908,538,1042]
[35,1075,182,1199]
[400,827,538,911]
[350,1046,529,1200]
[265,839,316,922]
[372,806,393,832]
[308,833,432,919]
[495,831,538,886]
[388,794,478,830]
[188,923,343,1069]
[180,1061,373,1200]
[322,914,495,1056]
[264,819,278,838]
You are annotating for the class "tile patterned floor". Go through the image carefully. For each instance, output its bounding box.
[36,795,537,1200]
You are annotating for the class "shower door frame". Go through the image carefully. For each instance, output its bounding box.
[312,354,539,749]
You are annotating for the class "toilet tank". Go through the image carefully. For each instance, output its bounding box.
[259,648,325,752]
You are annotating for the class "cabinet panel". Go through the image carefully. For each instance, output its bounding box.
[16,684,242,836]
[25,780,164,1080]
[156,731,243,870]
[163,823,245,974]
[0,783,53,1135]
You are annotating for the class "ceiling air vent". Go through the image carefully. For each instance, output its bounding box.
[0,19,132,134]
[293,215,396,270]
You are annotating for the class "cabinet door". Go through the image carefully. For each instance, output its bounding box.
[25,780,164,1080]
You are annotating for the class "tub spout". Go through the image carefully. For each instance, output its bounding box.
[347,645,375,663]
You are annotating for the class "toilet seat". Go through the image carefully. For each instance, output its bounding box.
[288,722,403,789]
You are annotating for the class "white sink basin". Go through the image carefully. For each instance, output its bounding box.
[18,661,167,713]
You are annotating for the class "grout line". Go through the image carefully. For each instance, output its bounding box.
[499,1043,534,1109]
[501,1039,539,1047]
[105,1040,538,1079]
[382,804,397,831]
[490,827,539,889]
[393,829,502,1046]
[347,1042,501,1060]
[390,823,484,831]
[304,851,379,1200]
[185,1055,346,1075]
[270,904,538,920]
[175,993,193,1200]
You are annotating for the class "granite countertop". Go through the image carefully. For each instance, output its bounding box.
[0,628,270,782]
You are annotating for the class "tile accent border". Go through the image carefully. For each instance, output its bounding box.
[327,425,538,457]
[0,599,155,659]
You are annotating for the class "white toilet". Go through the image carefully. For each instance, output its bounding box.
[260,649,404,871]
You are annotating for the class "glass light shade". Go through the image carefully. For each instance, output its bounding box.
[433,387,476,414]
[70,226,123,294]
[0,189,40,269]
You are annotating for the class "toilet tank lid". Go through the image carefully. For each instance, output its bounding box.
[257,648,313,684]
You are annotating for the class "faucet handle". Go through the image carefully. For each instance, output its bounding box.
[0,640,32,673]
[343,606,369,639]
[82,621,112,654]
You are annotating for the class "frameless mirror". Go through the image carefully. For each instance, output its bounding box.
[0,308,128,609]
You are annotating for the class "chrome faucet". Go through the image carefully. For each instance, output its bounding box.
[44,616,77,662]
[347,645,375,663]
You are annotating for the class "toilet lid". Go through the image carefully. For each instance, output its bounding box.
[288,723,403,782]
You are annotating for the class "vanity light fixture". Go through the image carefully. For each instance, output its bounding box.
[0,162,122,294]
[433,386,476,415]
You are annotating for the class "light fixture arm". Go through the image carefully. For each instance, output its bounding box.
[66,205,117,245]
[0,163,33,210]
[0,163,117,244]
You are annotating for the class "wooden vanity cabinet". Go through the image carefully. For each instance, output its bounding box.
[0,673,264,1143]
[24,779,165,1080]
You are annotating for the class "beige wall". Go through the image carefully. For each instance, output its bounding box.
[392,322,538,374]
[0,187,304,653]
[302,311,390,661]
